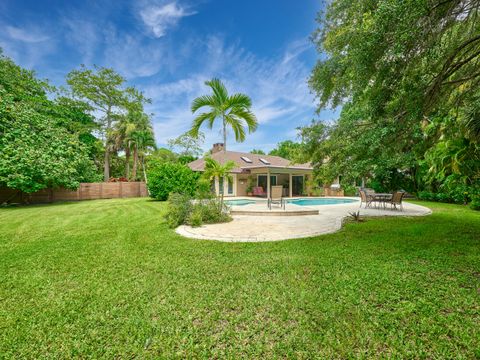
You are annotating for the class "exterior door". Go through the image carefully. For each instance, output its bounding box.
[292,175,304,196]
[257,175,276,192]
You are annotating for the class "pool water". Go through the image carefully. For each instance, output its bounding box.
[225,198,358,206]
[288,198,358,206]
[224,199,257,206]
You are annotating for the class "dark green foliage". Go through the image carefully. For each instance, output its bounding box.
[164,193,193,228]
[470,197,480,210]
[147,163,200,200]
[0,53,98,192]
[305,0,480,200]
[268,140,303,161]
[250,149,265,155]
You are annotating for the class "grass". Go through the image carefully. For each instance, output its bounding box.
[0,198,479,358]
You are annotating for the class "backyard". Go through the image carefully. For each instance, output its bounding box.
[0,198,479,358]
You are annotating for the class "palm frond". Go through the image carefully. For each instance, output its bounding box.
[225,115,246,142]
[225,93,252,109]
[190,112,216,138]
[191,95,216,113]
[205,78,228,104]
[230,107,258,133]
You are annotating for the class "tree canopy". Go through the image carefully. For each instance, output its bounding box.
[306,0,480,200]
[190,78,257,151]
[0,52,98,193]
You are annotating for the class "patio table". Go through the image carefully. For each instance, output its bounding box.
[371,193,393,209]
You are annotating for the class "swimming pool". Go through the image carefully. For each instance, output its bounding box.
[224,199,257,206]
[288,198,358,206]
[225,198,358,206]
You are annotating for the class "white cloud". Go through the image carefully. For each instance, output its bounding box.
[5,25,50,43]
[139,1,196,38]
[144,35,317,152]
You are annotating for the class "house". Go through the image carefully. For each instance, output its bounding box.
[188,143,314,198]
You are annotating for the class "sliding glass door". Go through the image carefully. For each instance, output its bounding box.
[257,175,277,193]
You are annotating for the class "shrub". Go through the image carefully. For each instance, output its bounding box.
[187,206,203,227]
[147,163,200,201]
[165,195,232,228]
[470,196,480,211]
[196,178,214,200]
[418,191,436,201]
[164,193,192,228]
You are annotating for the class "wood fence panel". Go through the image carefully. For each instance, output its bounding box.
[0,182,148,204]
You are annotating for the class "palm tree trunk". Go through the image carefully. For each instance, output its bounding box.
[222,114,227,152]
[125,147,130,180]
[132,145,138,180]
[104,107,112,182]
[141,155,151,196]
[220,179,224,212]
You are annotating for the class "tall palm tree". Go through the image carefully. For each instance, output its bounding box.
[113,116,136,179]
[202,157,236,210]
[131,130,156,183]
[190,78,257,151]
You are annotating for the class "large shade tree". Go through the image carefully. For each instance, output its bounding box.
[66,65,150,181]
[0,51,97,193]
[307,0,480,194]
[190,78,257,151]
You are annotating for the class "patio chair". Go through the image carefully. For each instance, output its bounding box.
[253,186,265,197]
[359,189,374,208]
[268,185,285,210]
[386,191,406,211]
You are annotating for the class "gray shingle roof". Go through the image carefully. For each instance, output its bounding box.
[187,150,312,173]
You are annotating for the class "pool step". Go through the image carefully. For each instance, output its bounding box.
[231,209,319,216]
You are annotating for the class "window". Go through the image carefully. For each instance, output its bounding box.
[241,156,252,163]
[218,177,224,195]
[259,158,271,165]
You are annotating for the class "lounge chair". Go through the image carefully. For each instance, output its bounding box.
[253,186,265,197]
[386,191,405,211]
[268,185,285,210]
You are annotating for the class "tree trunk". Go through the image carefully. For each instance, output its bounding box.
[220,179,224,212]
[141,156,149,195]
[104,149,110,182]
[125,147,130,180]
[222,115,227,152]
[104,107,112,182]
[132,145,138,180]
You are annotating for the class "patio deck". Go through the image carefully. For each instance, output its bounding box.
[176,198,432,242]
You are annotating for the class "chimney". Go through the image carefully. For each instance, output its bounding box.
[212,143,224,153]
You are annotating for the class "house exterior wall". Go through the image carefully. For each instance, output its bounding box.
[236,174,250,196]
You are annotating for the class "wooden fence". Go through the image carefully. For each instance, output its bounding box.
[0,182,148,204]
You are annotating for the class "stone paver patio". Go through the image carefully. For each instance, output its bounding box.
[176,198,431,242]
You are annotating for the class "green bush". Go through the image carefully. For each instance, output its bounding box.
[470,197,480,211]
[164,193,192,228]
[187,206,203,227]
[196,178,214,200]
[186,200,232,227]
[418,191,436,201]
[165,195,232,228]
[147,163,200,201]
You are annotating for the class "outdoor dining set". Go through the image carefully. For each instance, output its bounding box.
[358,189,406,211]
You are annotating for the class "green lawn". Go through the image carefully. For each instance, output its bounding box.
[0,199,479,358]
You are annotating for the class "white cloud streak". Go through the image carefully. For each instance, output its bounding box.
[139,1,196,38]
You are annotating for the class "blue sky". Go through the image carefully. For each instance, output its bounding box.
[0,0,338,152]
